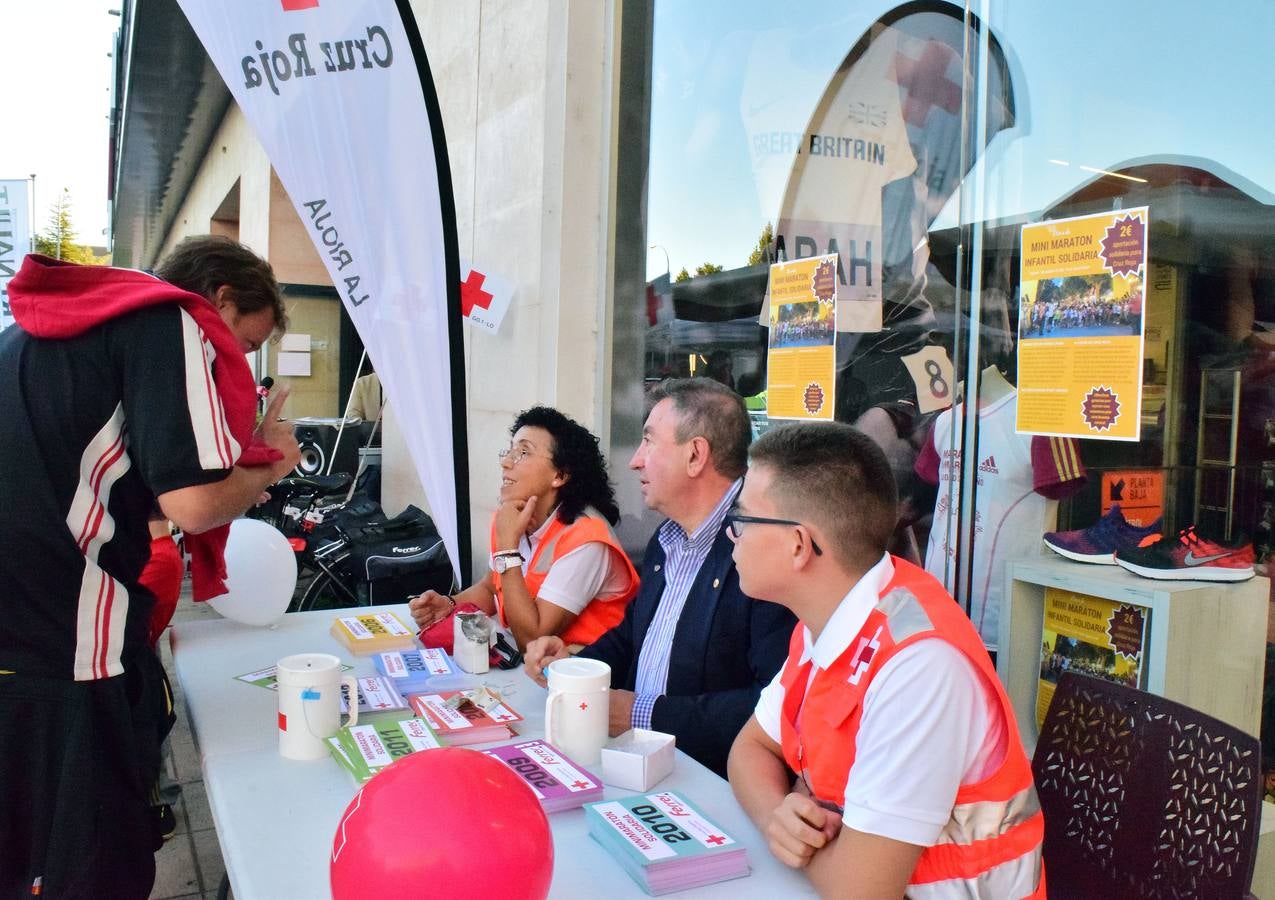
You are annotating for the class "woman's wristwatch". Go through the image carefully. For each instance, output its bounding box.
[491,549,525,574]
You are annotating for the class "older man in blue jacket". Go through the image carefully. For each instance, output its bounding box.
[525,378,795,775]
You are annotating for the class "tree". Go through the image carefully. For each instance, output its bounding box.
[747,222,774,267]
[34,191,104,265]
[674,262,724,283]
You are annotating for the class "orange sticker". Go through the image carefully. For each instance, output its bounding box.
[1101,470,1163,527]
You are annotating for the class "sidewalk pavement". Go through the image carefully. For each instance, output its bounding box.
[150,583,230,900]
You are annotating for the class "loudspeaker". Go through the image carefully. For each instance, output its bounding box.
[293,419,361,478]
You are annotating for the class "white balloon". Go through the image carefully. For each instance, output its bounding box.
[207,518,298,626]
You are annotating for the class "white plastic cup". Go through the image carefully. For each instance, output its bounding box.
[276,652,358,760]
[543,657,611,765]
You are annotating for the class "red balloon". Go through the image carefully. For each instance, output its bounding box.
[331,747,553,899]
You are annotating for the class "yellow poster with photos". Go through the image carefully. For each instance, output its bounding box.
[1037,587,1149,729]
[1017,206,1149,441]
[766,255,837,420]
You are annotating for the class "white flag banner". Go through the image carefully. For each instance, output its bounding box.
[175,0,469,579]
[0,179,31,332]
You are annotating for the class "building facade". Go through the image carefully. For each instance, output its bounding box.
[111,0,1275,659]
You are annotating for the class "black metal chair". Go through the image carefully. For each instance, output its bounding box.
[1032,673,1262,899]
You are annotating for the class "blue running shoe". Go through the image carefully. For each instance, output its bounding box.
[1043,505,1162,564]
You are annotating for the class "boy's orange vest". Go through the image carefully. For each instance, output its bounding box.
[778,557,1045,898]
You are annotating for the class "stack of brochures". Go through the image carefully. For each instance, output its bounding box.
[482,739,604,812]
[407,689,524,745]
[374,647,471,693]
[327,715,442,784]
[585,791,750,895]
[329,611,417,655]
[339,675,409,716]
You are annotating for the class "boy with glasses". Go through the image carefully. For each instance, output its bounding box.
[727,423,1044,898]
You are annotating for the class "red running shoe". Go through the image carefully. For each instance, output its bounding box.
[1114,525,1254,582]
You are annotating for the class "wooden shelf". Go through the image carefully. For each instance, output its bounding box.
[1001,556,1269,748]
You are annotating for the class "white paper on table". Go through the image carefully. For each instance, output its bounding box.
[276,352,311,377]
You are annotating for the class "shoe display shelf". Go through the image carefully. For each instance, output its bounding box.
[1000,555,1268,752]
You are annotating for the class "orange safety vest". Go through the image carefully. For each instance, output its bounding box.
[778,556,1045,898]
[490,508,639,647]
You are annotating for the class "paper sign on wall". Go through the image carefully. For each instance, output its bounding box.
[461,262,516,334]
[765,254,837,421]
[1016,206,1149,441]
[1100,470,1164,528]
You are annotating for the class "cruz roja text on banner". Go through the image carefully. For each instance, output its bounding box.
[174,0,470,578]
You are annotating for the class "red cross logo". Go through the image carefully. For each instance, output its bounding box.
[495,713,515,721]
[281,0,319,10]
[893,41,961,127]
[572,780,590,789]
[460,270,495,317]
[578,701,589,711]
[706,834,726,845]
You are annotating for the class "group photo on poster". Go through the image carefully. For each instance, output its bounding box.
[1019,272,1144,340]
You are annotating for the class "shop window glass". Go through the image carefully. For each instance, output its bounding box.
[613,1,1013,567]
[614,0,1275,662]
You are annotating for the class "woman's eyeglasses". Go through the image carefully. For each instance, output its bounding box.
[723,508,823,555]
[497,446,550,465]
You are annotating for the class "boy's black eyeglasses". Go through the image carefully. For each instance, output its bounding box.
[724,510,823,556]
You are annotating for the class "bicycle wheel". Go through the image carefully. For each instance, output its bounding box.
[295,569,363,613]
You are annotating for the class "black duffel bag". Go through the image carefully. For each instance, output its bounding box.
[338,505,455,606]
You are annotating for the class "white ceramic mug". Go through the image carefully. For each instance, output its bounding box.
[276,652,359,760]
[543,657,610,765]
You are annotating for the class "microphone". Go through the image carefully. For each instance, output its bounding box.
[257,375,274,402]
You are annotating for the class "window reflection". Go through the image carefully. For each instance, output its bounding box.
[630,0,1275,600]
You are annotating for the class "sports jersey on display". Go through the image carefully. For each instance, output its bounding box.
[915,391,1085,649]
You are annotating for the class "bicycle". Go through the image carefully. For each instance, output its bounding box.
[250,473,454,613]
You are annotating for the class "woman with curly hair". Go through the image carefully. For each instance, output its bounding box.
[409,406,639,650]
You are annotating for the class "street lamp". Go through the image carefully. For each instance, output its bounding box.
[648,243,670,281]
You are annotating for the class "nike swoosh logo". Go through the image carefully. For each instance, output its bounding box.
[1184,551,1236,565]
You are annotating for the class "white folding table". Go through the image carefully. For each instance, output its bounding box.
[170,606,816,899]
